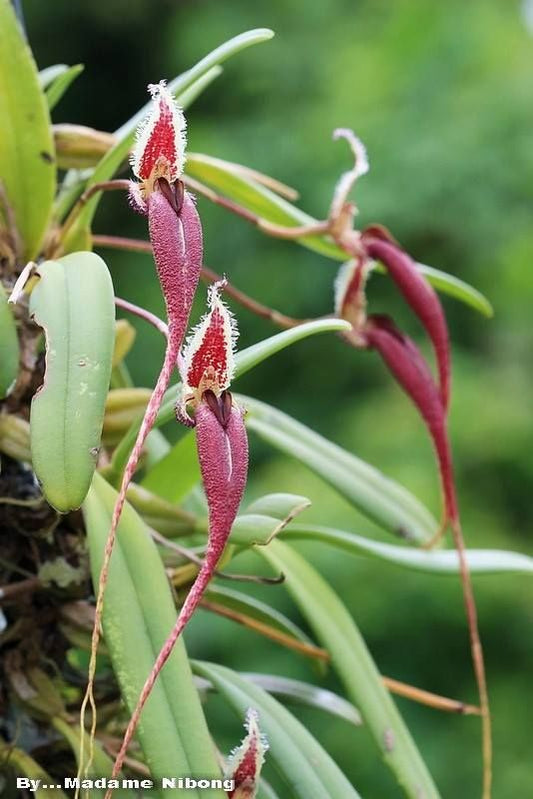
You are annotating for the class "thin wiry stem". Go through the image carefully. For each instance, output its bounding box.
[115,297,168,338]
[93,234,302,330]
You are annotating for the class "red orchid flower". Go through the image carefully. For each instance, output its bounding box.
[225,709,268,798]
[82,81,202,761]
[106,284,249,790]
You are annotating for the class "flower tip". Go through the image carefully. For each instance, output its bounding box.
[131,79,187,186]
[181,283,238,397]
[226,708,268,798]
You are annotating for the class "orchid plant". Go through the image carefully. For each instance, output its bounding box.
[1,3,532,798]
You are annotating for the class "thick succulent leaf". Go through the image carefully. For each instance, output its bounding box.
[202,584,320,658]
[258,540,440,799]
[193,661,362,799]
[0,745,68,799]
[61,29,273,252]
[239,395,438,544]
[0,0,56,260]
[110,318,348,484]
[45,63,84,111]
[284,524,533,576]
[29,253,114,511]
[241,673,361,726]
[0,283,19,398]
[83,473,225,799]
[245,493,311,520]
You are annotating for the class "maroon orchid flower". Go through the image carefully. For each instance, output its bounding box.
[82,82,202,760]
[225,709,268,798]
[106,284,249,788]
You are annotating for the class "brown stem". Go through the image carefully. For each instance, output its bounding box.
[451,520,492,797]
[60,180,131,241]
[381,676,480,716]
[199,598,329,661]
[92,234,302,330]
[0,577,41,602]
[115,297,168,338]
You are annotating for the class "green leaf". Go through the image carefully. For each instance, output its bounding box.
[0,744,68,799]
[185,152,341,259]
[414,261,493,318]
[230,514,298,547]
[110,318,349,485]
[83,473,225,799]
[141,429,199,503]
[184,158,492,316]
[202,584,319,657]
[193,661,362,799]
[239,395,438,544]
[284,524,533,576]
[0,283,19,398]
[51,716,129,799]
[0,0,56,259]
[45,63,84,111]
[234,317,350,376]
[258,540,440,799]
[62,29,274,252]
[240,673,362,726]
[29,253,115,511]
[39,64,69,89]
[245,493,311,520]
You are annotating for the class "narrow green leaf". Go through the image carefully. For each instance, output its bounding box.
[203,584,318,655]
[62,29,273,252]
[46,63,84,111]
[110,318,348,484]
[245,493,311,520]
[0,0,56,259]
[414,262,493,318]
[0,744,68,799]
[241,673,362,726]
[184,158,492,316]
[83,473,225,799]
[193,661,362,799]
[258,540,440,799]
[235,317,350,376]
[185,152,341,259]
[239,395,438,544]
[0,283,19,398]
[39,63,68,89]
[141,429,199,503]
[230,514,297,547]
[284,524,533,576]
[29,253,115,511]
[51,716,129,799]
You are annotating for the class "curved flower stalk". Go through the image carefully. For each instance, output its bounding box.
[79,82,202,781]
[331,134,491,795]
[225,709,268,798]
[105,284,249,793]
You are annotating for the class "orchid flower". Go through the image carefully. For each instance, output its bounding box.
[330,131,490,791]
[225,709,268,798]
[81,81,202,771]
[105,283,249,790]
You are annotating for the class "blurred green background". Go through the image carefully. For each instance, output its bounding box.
[25,0,532,795]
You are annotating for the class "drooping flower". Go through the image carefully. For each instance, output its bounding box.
[225,709,268,798]
[106,286,248,788]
